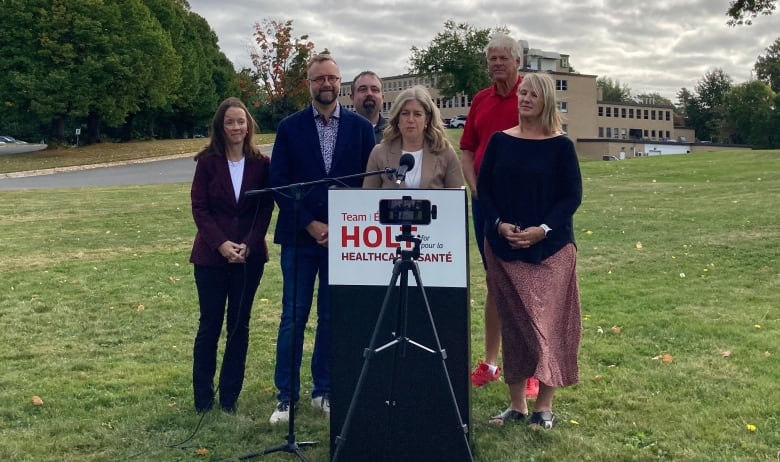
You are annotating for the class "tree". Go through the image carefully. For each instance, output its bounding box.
[726,0,776,25]
[596,77,632,103]
[755,37,780,92]
[720,81,777,146]
[249,19,314,129]
[409,20,497,99]
[680,69,733,142]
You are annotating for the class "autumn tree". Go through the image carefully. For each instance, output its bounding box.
[409,20,498,99]
[726,0,776,25]
[596,77,632,103]
[249,19,315,130]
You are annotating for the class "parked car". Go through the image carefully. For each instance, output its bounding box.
[0,135,20,144]
[448,115,467,128]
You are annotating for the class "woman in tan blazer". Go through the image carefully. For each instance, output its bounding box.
[363,85,463,189]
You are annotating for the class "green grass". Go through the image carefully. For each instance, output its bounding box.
[0,142,778,461]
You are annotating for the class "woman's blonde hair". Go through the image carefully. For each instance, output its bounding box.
[382,85,451,152]
[519,73,563,136]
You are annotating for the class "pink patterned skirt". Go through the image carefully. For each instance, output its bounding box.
[485,242,581,388]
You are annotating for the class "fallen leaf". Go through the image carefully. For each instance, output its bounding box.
[635,241,643,249]
[662,354,673,364]
[137,304,145,312]
[569,419,580,425]
[32,396,44,406]
[612,325,621,334]
[746,424,756,432]
[196,447,209,456]
[168,276,176,284]
[753,324,761,329]
[721,350,732,358]
[594,375,602,381]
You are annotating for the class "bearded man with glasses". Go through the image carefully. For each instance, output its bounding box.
[268,53,375,424]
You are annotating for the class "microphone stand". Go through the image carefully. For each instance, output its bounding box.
[220,168,394,462]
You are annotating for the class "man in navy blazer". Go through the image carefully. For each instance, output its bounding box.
[269,53,375,424]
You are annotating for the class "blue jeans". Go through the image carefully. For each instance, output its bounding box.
[274,245,331,403]
[472,197,487,269]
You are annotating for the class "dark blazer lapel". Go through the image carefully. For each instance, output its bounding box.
[331,109,352,171]
[304,106,327,175]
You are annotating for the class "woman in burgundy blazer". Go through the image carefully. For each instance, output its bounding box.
[189,98,274,413]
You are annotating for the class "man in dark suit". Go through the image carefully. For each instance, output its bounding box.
[269,53,375,424]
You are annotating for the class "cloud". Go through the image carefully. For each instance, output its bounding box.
[187,0,780,100]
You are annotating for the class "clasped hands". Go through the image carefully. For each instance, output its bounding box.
[498,223,545,249]
[219,241,249,263]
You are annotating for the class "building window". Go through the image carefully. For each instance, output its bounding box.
[644,129,648,137]
[651,130,656,138]
[644,110,649,120]
[629,108,634,118]
[556,79,568,91]
[666,111,671,121]
[614,127,619,138]
[665,130,671,139]
[598,127,604,137]
[606,107,611,117]
[621,108,626,118]
[651,110,656,120]
[598,106,604,116]
[561,56,569,68]
[562,123,568,133]
[621,128,627,138]
[558,101,568,113]
[606,127,612,138]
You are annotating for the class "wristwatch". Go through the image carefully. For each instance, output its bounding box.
[540,224,552,236]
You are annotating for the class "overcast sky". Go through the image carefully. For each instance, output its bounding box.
[187,0,779,101]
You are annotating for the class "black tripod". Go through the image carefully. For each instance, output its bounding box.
[229,170,394,462]
[332,225,473,462]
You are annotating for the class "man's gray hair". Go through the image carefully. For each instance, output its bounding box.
[485,32,522,60]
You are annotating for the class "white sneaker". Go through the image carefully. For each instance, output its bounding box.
[311,396,330,415]
[269,401,290,424]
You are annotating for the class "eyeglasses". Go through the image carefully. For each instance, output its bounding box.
[309,75,341,85]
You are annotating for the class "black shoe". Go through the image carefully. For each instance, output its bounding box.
[195,402,213,414]
[529,411,557,430]
[221,403,236,414]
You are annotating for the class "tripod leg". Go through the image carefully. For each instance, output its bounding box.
[332,260,406,462]
[409,261,474,461]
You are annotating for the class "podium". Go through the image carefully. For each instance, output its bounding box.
[328,188,472,462]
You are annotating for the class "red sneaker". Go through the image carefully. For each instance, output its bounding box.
[525,377,540,398]
[471,361,501,387]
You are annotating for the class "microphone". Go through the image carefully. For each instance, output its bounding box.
[394,153,415,185]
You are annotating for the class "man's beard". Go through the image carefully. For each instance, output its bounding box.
[315,89,337,105]
[362,100,376,117]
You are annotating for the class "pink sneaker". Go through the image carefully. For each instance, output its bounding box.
[471,361,501,387]
[526,377,540,398]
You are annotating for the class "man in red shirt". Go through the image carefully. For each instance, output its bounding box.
[460,32,538,397]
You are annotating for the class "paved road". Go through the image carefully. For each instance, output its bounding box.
[0,156,196,190]
[0,145,272,191]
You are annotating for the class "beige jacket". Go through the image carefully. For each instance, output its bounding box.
[362,139,464,189]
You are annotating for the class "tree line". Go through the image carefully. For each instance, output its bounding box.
[1,2,778,147]
[1,0,239,145]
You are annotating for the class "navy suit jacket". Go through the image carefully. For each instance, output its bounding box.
[271,104,374,247]
[190,153,275,266]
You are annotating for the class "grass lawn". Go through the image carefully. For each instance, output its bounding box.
[0,138,778,461]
